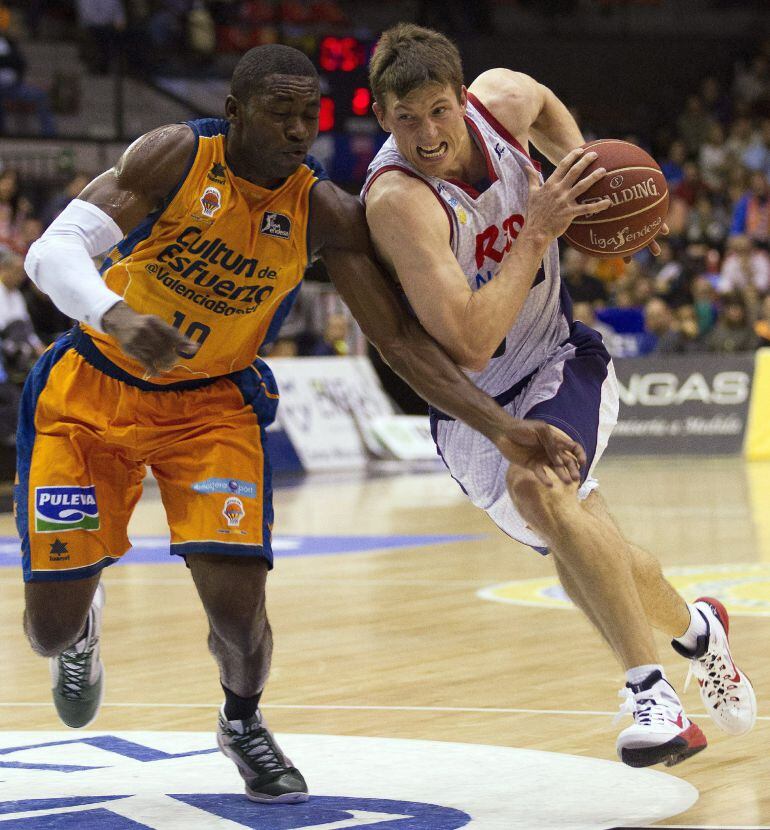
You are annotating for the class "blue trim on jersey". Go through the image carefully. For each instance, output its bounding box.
[228,358,280,569]
[15,331,78,582]
[559,277,574,324]
[304,153,329,182]
[71,326,218,391]
[27,557,120,582]
[263,283,302,348]
[187,117,229,139]
[170,541,271,564]
[99,122,203,274]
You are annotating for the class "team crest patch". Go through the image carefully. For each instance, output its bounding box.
[200,186,222,218]
[222,497,245,528]
[259,211,292,239]
[35,486,99,533]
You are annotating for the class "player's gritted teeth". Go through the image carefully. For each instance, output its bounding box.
[417,142,448,161]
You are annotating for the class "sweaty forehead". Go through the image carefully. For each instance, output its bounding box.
[260,74,320,101]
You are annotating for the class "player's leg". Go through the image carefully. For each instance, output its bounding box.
[584,491,756,736]
[15,340,144,728]
[186,554,272,702]
[150,363,307,803]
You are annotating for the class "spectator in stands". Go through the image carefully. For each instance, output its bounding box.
[719,235,770,294]
[0,246,43,382]
[700,75,732,126]
[733,54,769,113]
[673,160,705,207]
[75,0,127,74]
[677,94,714,155]
[691,275,719,336]
[644,297,691,354]
[702,292,760,353]
[0,349,19,446]
[41,172,91,228]
[0,28,55,136]
[699,122,729,192]
[309,312,350,357]
[675,305,703,350]
[742,118,770,177]
[685,194,730,250]
[730,171,770,246]
[725,117,755,167]
[561,247,608,303]
[0,168,33,253]
[661,139,687,186]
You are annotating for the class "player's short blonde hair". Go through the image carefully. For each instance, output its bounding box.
[369,23,463,109]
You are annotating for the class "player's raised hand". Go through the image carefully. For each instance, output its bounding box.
[523,148,612,242]
[493,419,586,487]
[102,302,198,376]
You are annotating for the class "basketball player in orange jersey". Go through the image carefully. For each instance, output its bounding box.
[18,44,587,804]
[362,24,756,768]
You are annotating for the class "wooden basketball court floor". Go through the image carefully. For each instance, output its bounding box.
[0,454,768,828]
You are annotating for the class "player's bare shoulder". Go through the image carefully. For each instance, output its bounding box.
[468,68,546,149]
[365,169,446,233]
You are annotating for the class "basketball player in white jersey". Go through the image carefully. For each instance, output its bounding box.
[362,23,755,768]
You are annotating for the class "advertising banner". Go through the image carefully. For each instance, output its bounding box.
[269,356,395,470]
[608,354,755,455]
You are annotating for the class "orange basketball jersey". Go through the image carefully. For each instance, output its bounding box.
[84,118,327,383]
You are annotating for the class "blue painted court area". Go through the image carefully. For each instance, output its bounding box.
[0,535,481,567]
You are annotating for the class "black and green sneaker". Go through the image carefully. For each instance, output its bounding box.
[50,582,105,728]
[217,707,309,803]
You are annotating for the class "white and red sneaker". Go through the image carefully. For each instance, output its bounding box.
[672,596,756,736]
[615,669,707,768]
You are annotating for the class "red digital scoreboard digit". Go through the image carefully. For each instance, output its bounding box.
[317,36,374,131]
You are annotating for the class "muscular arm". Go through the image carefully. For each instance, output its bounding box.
[468,69,584,164]
[309,181,585,481]
[366,153,608,372]
[366,173,548,371]
[25,125,199,372]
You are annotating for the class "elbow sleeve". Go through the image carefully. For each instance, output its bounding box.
[25,199,125,332]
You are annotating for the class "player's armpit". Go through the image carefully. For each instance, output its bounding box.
[78,123,196,235]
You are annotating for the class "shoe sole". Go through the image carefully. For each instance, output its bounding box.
[619,723,707,768]
[217,732,309,804]
[695,595,757,736]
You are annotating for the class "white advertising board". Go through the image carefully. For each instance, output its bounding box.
[269,356,395,470]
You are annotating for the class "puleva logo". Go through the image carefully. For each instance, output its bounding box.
[0,733,472,829]
[34,486,99,533]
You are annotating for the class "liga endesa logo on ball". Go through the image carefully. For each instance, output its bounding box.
[587,215,664,253]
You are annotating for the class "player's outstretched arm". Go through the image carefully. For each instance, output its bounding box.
[24,124,199,375]
[310,181,585,485]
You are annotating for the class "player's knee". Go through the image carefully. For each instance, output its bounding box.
[506,467,567,533]
[23,607,86,657]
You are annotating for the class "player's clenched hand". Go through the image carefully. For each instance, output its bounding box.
[493,419,586,487]
[102,301,198,375]
[523,148,612,242]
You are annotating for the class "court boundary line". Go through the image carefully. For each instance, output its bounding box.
[0,701,767,720]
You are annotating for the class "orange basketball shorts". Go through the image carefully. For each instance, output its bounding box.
[15,327,279,582]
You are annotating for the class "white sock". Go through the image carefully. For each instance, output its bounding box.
[673,603,709,652]
[625,664,665,687]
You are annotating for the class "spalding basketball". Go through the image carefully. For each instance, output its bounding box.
[563,139,668,258]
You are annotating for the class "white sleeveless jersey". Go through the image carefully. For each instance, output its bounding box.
[362,93,570,398]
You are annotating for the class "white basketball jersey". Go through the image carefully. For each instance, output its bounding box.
[362,93,570,397]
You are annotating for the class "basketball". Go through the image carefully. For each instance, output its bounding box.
[563,139,669,259]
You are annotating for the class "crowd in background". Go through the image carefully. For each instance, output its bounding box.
[1,5,770,445]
